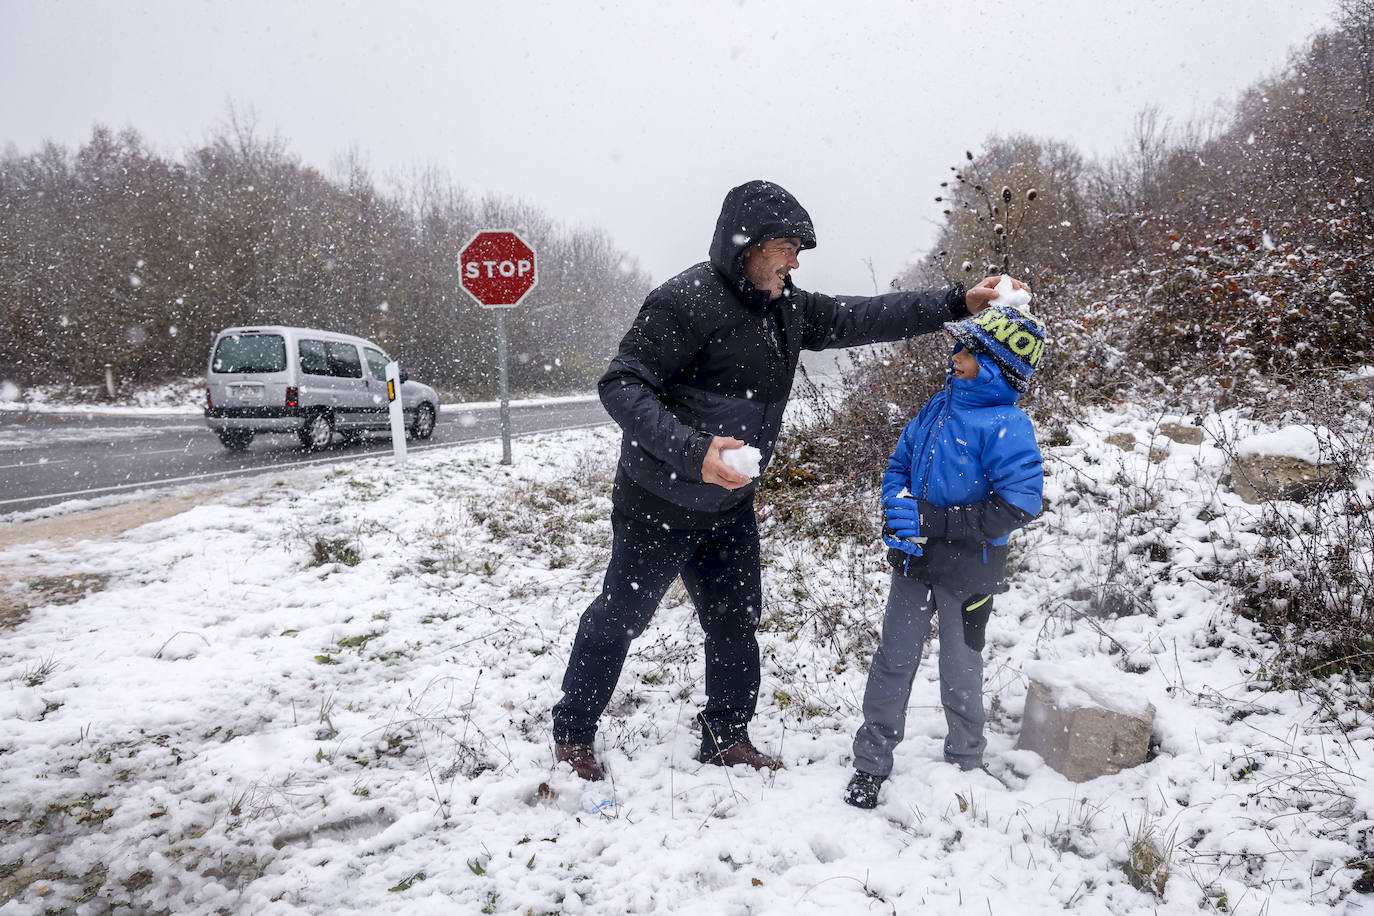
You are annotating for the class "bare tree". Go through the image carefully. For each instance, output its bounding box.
[0,114,649,395]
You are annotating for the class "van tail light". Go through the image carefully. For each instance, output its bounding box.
[285,386,299,409]
[205,388,212,409]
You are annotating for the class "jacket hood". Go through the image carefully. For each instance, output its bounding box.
[948,350,1023,408]
[708,180,818,287]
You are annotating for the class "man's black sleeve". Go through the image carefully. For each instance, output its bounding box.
[800,284,967,351]
[598,294,713,482]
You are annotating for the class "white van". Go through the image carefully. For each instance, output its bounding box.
[204,326,440,451]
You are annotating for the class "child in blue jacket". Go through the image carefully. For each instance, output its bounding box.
[844,299,1046,809]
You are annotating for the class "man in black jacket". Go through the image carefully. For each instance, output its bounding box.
[552,179,1021,781]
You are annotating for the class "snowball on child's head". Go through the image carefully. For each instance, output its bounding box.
[720,444,762,478]
[992,274,1032,311]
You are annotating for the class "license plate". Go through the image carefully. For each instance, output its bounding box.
[229,385,263,398]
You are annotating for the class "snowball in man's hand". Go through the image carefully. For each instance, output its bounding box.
[721,444,762,478]
[993,274,1032,311]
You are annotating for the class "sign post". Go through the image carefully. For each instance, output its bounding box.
[494,310,511,464]
[385,360,407,465]
[459,230,538,465]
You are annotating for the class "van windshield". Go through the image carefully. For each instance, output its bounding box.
[212,334,287,374]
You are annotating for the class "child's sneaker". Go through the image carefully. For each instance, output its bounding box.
[843,771,886,809]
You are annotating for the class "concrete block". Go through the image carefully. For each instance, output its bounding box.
[1016,672,1155,782]
[1159,423,1204,445]
[1229,454,1340,504]
[1229,425,1346,504]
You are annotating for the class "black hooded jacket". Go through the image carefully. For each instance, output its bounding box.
[601,180,968,529]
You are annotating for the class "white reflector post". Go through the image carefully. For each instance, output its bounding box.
[386,360,407,465]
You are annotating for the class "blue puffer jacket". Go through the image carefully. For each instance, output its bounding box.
[601,180,969,529]
[882,352,1043,592]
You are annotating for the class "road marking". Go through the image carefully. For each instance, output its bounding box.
[108,447,193,458]
[0,442,193,468]
[0,459,69,469]
[0,421,612,508]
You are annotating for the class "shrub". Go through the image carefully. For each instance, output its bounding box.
[760,340,950,541]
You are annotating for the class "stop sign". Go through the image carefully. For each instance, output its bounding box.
[460,230,537,307]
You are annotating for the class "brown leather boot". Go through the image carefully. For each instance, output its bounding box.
[555,742,604,781]
[695,741,783,771]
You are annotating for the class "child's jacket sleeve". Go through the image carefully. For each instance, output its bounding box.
[880,419,920,503]
[916,493,1035,543]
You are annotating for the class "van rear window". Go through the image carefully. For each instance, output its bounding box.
[212,334,287,374]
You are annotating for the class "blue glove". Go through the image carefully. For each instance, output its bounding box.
[884,496,924,540]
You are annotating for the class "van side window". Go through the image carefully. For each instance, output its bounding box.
[299,339,329,375]
[327,342,363,379]
[364,348,389,381]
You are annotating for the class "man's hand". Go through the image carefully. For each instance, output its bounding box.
[702,436,752,490]
[965,275,1030,314]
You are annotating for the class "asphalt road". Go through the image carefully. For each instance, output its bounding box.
[0,397,611,515]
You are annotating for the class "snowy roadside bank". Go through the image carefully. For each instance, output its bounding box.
[0,409,1370,915]
[0,384,601,417]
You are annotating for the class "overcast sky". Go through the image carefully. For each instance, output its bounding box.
[1,0,1335,295]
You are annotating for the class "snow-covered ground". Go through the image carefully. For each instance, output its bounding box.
[1,402,1371,915]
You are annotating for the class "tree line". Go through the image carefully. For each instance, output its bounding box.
[899,0,1374,408]
[0,115,651,397]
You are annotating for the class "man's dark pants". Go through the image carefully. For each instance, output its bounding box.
[552,506,763,755]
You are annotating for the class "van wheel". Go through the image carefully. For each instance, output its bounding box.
[217,430,254,451]
[299,412,333,451]
[409,403,436,440]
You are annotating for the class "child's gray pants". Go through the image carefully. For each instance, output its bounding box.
[852,573,986,776]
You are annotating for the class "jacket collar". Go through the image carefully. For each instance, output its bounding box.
[947,352,1022,407]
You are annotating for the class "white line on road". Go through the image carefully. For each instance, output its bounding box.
[0,421,611,508]
[0,444,187,468]
[110,447,194,458]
